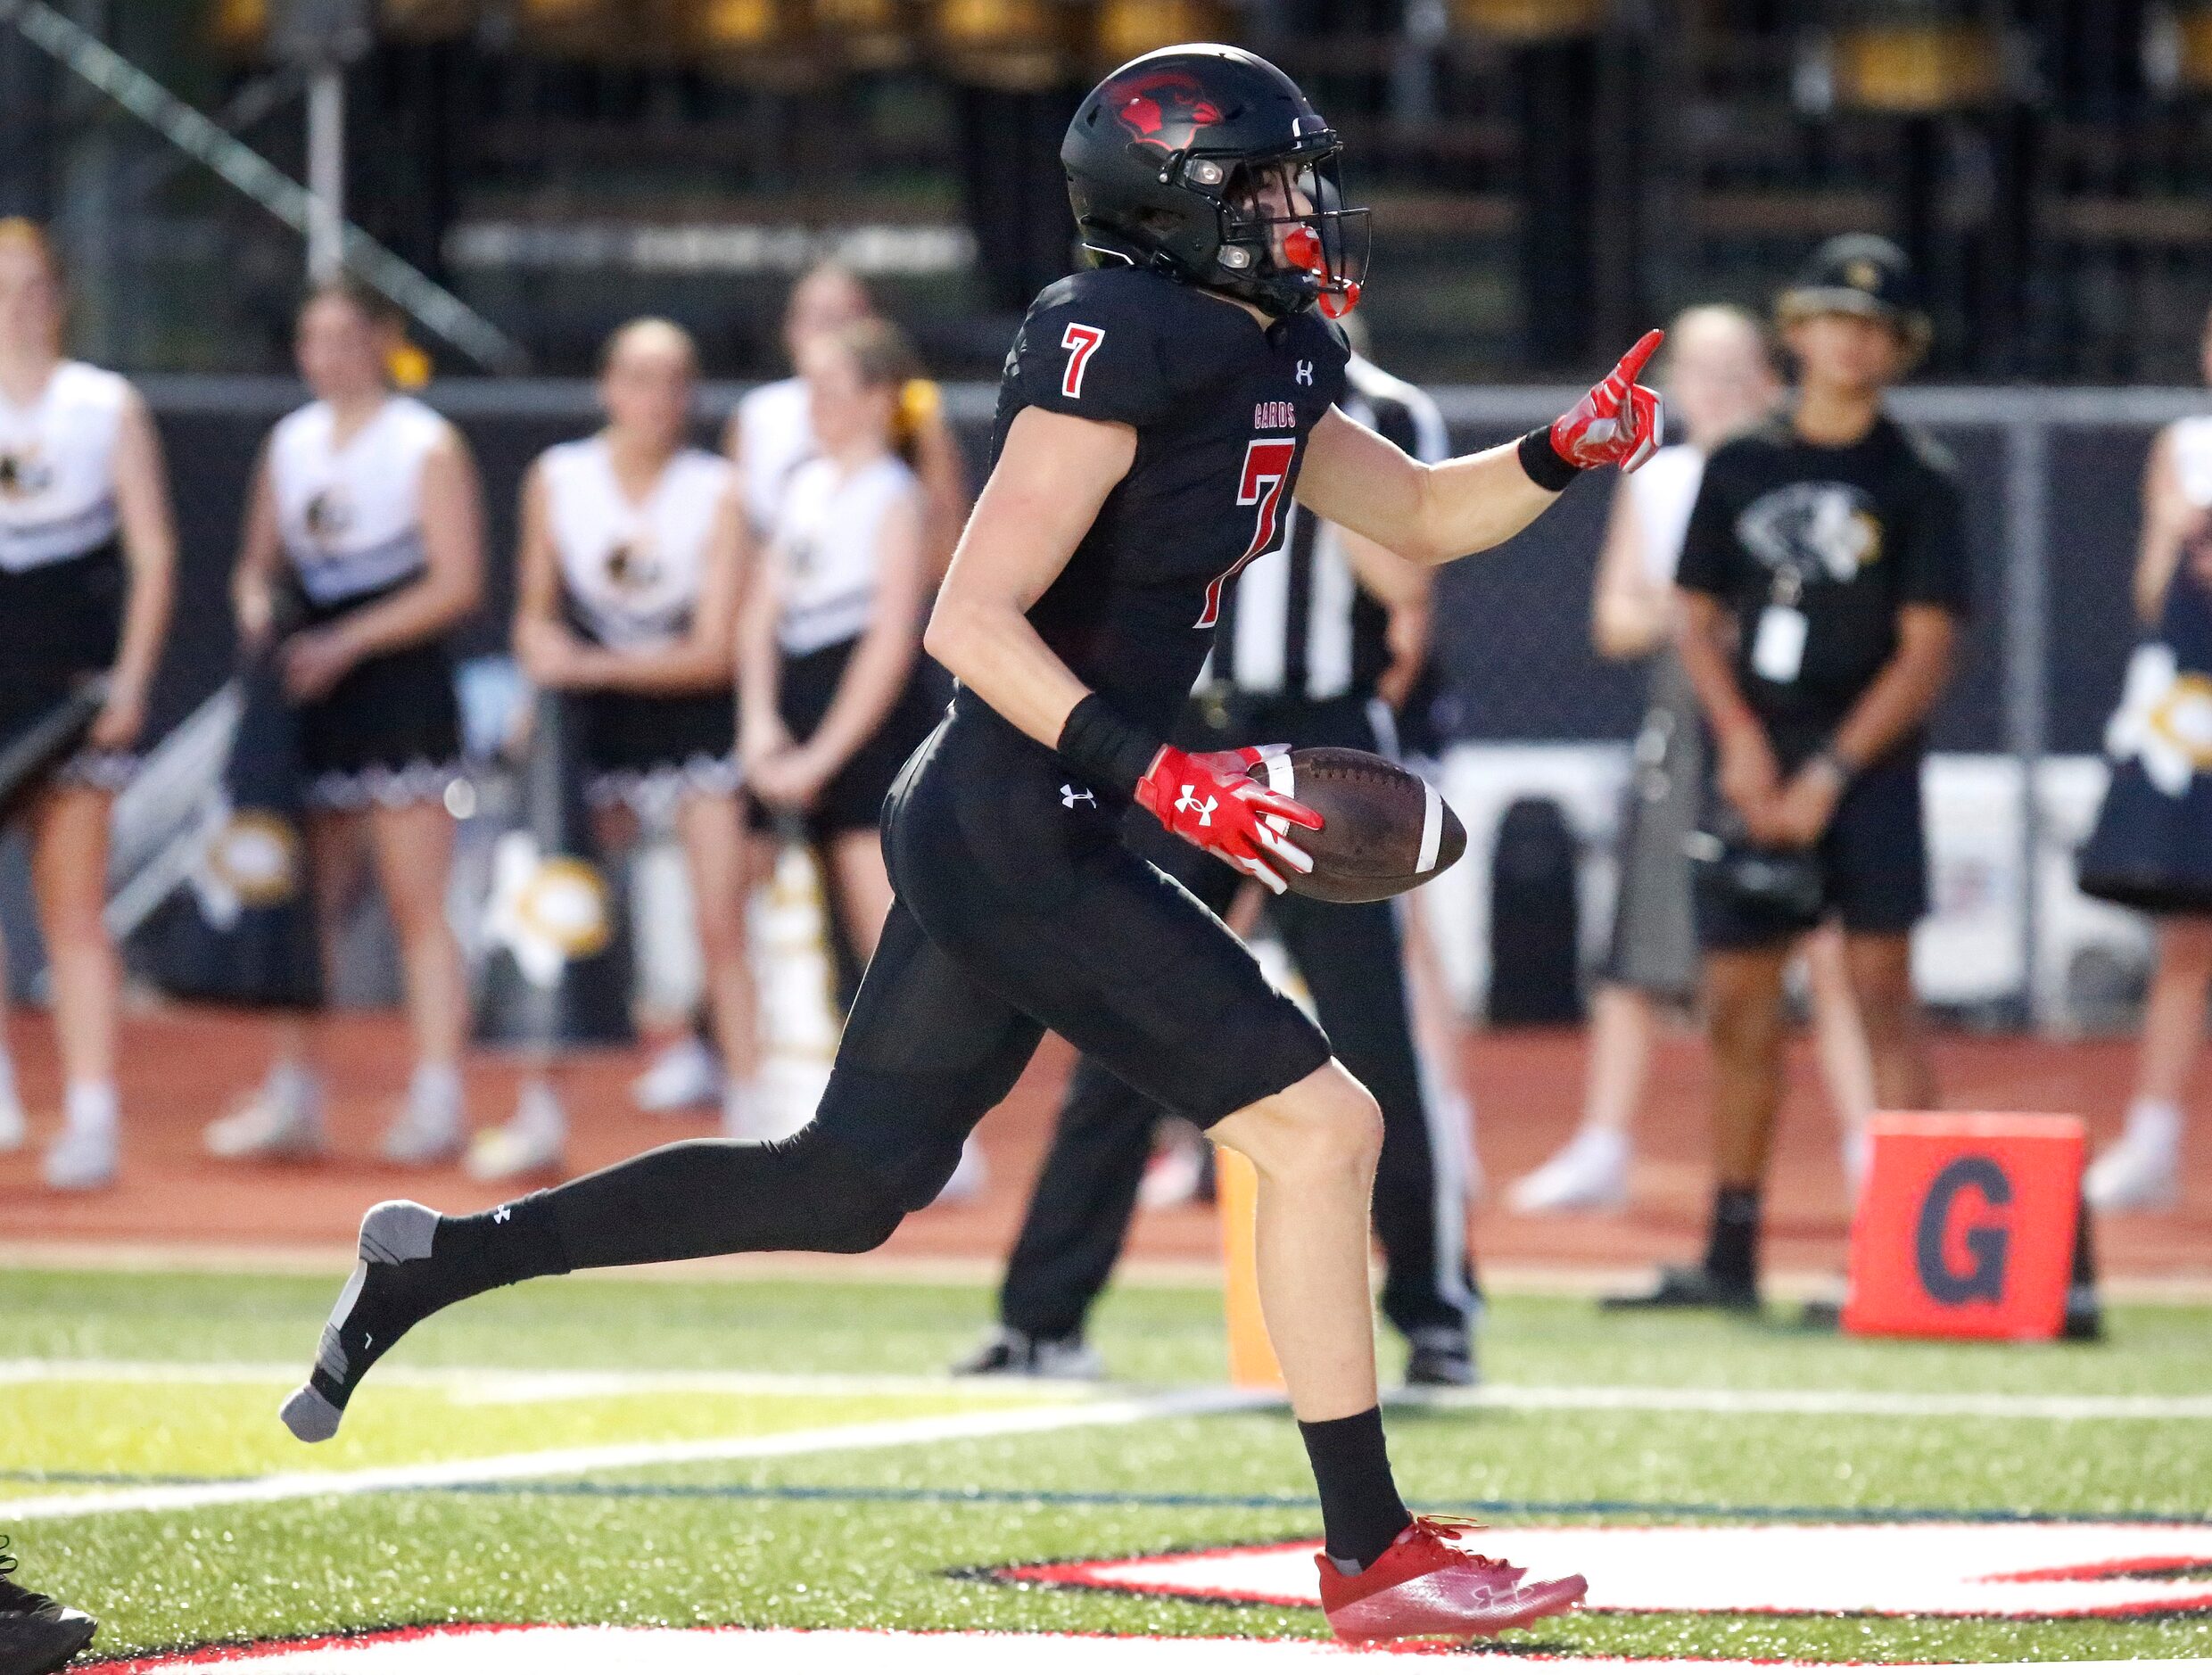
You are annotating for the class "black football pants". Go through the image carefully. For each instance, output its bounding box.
[998,694,1480,1345]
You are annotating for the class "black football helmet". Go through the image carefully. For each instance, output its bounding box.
[1061,44,1369,320]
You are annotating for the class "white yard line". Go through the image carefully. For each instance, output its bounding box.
[11,1359,2212,1421]
[0,1359,1102,1403]
[1412,1383,2212,1421]
[0,1385,1273,1523]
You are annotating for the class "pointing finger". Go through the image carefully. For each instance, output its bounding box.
[1612,328,1664,391]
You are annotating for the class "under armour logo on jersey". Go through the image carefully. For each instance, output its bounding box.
[493,1205,512,1224]
[1060,783,1096,809]
[1174,785,1217,826]
[1296,360,1314,385]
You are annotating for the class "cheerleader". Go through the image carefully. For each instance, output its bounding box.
[735,318,941,1130]
[2076,308,2212,1211]
[0,219,177,1191]
[1509,306,1875,1215]
[469,318,759,1176]
[631,261,970,1116]
[205,283,483,1165]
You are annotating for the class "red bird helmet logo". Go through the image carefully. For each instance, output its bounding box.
[1109,71,1225,153]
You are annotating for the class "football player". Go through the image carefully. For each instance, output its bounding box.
[282,45,1659,1642]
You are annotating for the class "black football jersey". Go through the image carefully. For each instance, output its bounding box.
[978,265,1350,739]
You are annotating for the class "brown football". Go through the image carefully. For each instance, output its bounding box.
[1246,747,1465,904]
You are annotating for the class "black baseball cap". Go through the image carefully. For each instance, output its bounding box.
[1775,234,1933,359]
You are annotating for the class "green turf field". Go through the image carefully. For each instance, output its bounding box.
[5,1265,2212,1664]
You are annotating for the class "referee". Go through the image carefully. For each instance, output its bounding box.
[958,350,1481,1387]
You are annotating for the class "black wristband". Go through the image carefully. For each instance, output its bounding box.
[1057,694,1163,799]
[1517,426,1583,493]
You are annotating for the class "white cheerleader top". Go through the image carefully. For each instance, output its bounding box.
[539,436,735,651]
[772,454,920,657]
[268,393,447,607]
[0,360,128,573]
[2171,414,2212,510]
[733,375,816,540]
[1622,441,1706,586]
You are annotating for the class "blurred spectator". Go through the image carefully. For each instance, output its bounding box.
[1512,307,1874,1216]
[736,318,945,1136]
[631,262,970,1118]
[203,284,484,1168]
[0,219,177,1192]
[1608,237,1966,1310]
[2076,301,2212,1212]
[468,318,757,1178]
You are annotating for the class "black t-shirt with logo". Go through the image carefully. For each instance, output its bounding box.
[978,264,1350,741]
[1673,410,1969,760]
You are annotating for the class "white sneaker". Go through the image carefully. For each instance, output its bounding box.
[44,1123,117,1192]
[466,1083,566,1182]
[2085,1128,2182,1213]
[1138,1133,1208,1210]
[380,1090,464,1168]
[635,1036,723,1114]
[1508,1125,1630,1215]
[203,1072,327,1161]
[932,1135,988,1207]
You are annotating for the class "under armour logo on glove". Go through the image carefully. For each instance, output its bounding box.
[1060,783,1096,809]
[493,1205,511,1224]
[1135,744,1322,895]
[1174,786,1218,826]
[1550,329,1665,474]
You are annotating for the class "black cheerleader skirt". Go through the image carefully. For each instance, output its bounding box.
[574,687,740,816]
[292,582,462,812]
[750,638,948,840]
[0,541,132,793]
[2078,560,2212,916]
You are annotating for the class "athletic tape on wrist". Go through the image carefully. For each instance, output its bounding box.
[1057,694,1163,800]
[1518,427,1584,493]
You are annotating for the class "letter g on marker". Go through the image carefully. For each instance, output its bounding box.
[1914,1153,2012,1306]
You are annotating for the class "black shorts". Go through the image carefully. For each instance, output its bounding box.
[1694,752,1928,951]
[749,638,946,841]
[574,688,739,817]
[0,543,135,794]
[293,590,461,812]
[877,699,1331,1127]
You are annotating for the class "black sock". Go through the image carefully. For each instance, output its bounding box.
[1299,1407,1413,1572]
[1704,1185,1761,1285]
[433,1192,572,1300]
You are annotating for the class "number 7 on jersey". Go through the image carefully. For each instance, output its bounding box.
[1061,323,1105,399]
[1197,438,1300,629]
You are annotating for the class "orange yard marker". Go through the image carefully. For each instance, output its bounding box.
[1843,1112,2087,1341]
[1215,1143,1287,1390]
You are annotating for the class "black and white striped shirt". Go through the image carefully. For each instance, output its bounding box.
[1212,356,1448,703]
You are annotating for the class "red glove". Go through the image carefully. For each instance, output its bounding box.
[1134,743,1322,895]
[1550,328,1665,474]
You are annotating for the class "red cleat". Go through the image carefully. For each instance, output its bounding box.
[1316,1517,1588,1642]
